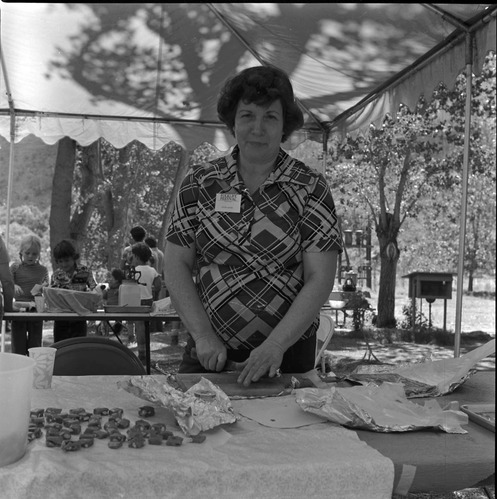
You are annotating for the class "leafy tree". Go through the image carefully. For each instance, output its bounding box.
[0,206,52,270]
[331,104,445,327]
[329,52,496,326]
[396,54,496,288]
[78,139,185,273]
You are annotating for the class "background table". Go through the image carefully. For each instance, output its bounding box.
[3,311,181,374]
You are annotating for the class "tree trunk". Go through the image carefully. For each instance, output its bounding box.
[377,250,398,328]
[102,143,140,269]
[102,188,122,270]
[467,271,474,293]
[158,147,190,252]
[49,137,77,267]
[119,144,141,241]
[69,141,100,253]
[375,213,400,328]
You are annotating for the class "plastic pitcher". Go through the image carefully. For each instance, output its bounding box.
[0,353,35,466]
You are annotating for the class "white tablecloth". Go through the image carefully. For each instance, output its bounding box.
[0,376,395,499]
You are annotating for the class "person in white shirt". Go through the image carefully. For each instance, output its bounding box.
[130,242,161,364]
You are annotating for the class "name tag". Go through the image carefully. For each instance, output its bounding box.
[215,192,242,213]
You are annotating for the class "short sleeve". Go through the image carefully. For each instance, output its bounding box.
[300,174,343,253]
[166,169,200,248]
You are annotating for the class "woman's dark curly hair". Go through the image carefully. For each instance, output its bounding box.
[217,65,304,143]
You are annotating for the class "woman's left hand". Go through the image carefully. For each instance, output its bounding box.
[237,339,284,387]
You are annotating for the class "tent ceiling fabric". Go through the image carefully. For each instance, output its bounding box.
[0,3,495,151]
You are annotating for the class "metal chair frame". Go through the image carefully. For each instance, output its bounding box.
[314,313,335,373]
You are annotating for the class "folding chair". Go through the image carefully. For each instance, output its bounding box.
[314,313,335,373]
[52,336,146,375]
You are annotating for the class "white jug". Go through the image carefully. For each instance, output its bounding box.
[118,279,141,307]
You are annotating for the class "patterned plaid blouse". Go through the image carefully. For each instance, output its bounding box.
[166,146,343,351]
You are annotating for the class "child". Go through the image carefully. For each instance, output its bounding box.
[50,239,97,343]
[120,225,147,271]
[130,242,161,364]
[103,268,124,306]
[9,235,49,355]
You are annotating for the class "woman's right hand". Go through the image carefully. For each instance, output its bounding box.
[193,335,227,372]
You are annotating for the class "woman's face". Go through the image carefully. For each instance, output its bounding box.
[234,99,284,166]
[21,245,40,265]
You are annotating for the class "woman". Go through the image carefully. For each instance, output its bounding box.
[164,65,343,386]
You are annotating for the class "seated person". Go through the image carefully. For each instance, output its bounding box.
[103,268,124,305]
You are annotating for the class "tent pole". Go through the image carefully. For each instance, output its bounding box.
[5,113,15,247]
[454,33,473,358]
[0,36,16,352]
[0,42,16,248]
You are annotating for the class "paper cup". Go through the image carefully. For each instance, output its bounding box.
[34,296,45,313]
[28,347,56,389]
[0,353,35,467]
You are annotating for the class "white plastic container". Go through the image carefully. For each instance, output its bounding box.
[0,353,35,467]
[118,279,141,307]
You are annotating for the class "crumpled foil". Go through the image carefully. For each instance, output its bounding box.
[118,376,237,435]
[343,373,439,398]
[295,382,468,433]
[345,339,495,399]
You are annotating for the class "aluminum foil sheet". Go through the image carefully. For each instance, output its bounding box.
[343,373,439,398]
[118,376,237,435]
[295,382,468,433]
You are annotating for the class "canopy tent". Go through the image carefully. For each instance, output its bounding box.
[0,3,496,356]
[0,3,495,150]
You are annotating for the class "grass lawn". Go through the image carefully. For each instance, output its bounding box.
[373,289,495,335]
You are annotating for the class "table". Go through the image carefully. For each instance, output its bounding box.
[0,371,493,498]
[356,369,495,495]
[3,311,181,374]
[326,291,373,330]
[0,374,395,499]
